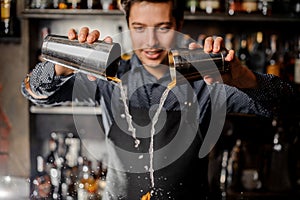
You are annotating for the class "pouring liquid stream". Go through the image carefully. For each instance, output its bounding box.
[116,76,176,198]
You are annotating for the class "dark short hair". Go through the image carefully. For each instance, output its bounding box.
[120,0,184,28]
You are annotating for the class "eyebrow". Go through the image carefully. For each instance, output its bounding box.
[131,22,174,27]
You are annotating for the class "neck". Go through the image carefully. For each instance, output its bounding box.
[144,64,169,80]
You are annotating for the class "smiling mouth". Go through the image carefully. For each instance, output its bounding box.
[144,49,164,59]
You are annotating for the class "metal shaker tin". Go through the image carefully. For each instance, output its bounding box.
[41,34,121,82]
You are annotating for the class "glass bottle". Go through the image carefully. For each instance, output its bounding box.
[186,0,199,13]
[237,34,250,67]
[258,0,273,16]
[199,0,222,14]
[241,0,258,14]
[0,0,19,37]
[249,31,266,73]
[294,36,300,84]
[266,34,281,77]
[240,140,262,192]
[77,157,100,200]
[66,0,85,9]
[265,118,292,192]
[227,139,243,192]
[32,156,52,199]
[291,0,300,16]
[227,0,242,15]
[61,133,81,199]
[46,132,63,200]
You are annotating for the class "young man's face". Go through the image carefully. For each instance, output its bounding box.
[128,1,178,68]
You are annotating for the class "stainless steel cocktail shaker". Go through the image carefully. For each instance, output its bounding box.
[41,34,121,82]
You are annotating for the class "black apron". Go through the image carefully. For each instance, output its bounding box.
[102,107,209,200]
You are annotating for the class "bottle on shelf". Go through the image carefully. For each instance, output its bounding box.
[226,139,243,192]
[77,157,101,200]
[241,0,259,14]
[29,0,52,9]
[266,34,281,77]
[227,0,242,15]
[61,133,81,199]
[32,156,52,199]
[239,140,263,192]
[237,34,251,67]
[265,117,292,192]
[248,31,266,73]
[257,0,273,16]
[199,0,222,14]
[0,0,20,37]
[294,36,300,84]
[186,0,199,14]
[87,0,102,9]
[45,132,63,200]
[291,0,300,16]
[66,0,81,9]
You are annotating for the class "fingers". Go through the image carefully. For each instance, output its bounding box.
[188,42,201,50]
[68,28,77,40]
[103,36,113,44]
[78,27,90,42]
[68,27,101,43]
[87,29,100,43]
[203,36,224,53]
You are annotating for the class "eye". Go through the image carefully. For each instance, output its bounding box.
[156,26,171,33]
[133,26,145,33]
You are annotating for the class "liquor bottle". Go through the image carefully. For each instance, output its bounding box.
[291,0,300,16]
[30,0,52,9]
[77,157,100,200]
[0,0,20,37]
[282,40,295,82]
[95,160,107,197]
[66,0,86,9]
[61,133,81,199]
[240,140,262,191]
[258,0,273,16]
[227,0,242,15]
[199,0,222,14]
[186,0,198,13]
[241,0,258,13]
[248,31,266,73]
[226,139,243,192]
[265,118,292,192]
[46,132,63,200]
[294,36,300,84]
[87,0,102,9]
[32,156,52,199]
[266,34,281,77]
[237,34,250,67]
[51,0,60,9]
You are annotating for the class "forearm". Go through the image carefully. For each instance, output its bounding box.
[241,72,294,114]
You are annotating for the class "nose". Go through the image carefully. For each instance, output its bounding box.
[146,27,159,48]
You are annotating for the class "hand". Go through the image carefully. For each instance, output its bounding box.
[189,36,257,88]
[54,27,113,81]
